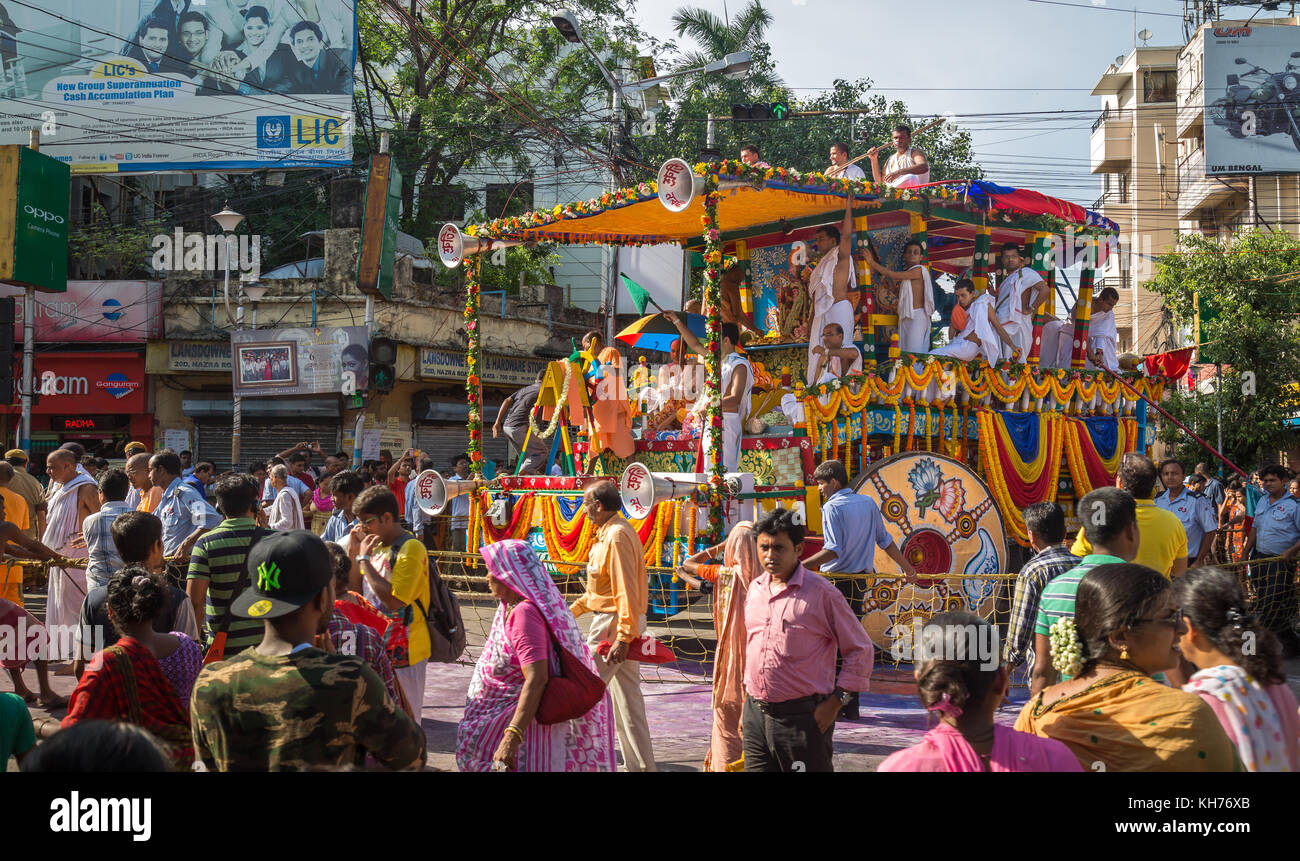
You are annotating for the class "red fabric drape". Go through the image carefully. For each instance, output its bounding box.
[1143,346,1195,380]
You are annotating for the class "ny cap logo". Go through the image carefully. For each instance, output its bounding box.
[257,561,281,590]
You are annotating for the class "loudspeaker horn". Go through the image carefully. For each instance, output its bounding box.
[656,158,704,212]
[414,469,482,516]
[436,223,536,268]
[618,463,700,519]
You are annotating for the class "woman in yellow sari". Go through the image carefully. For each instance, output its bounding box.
[679,521,762,771]
[1015,562,1238,772]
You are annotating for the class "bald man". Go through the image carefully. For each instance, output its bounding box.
[41,449,99,658]
[126,452,161,513]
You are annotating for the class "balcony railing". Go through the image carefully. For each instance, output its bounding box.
[1091,108,1110,134]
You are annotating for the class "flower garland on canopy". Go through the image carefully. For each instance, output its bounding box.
[464,258,483,475]
[468,181,660,242]
[701,165,724,542]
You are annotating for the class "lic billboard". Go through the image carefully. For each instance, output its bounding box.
[0,2,355,174]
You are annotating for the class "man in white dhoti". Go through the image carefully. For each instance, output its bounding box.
[41,448,99,659]
[667,317,753,475]
[1052,287,1120,370]
[806,191,857,377]
[1084,288,1120,373]
[866,239,934,354]
[809,322,863,386]
[866,125,931,189]
[932,279,1017,366]
[994,243,1047,361]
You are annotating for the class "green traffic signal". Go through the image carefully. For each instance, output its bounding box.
[771,102,790,120]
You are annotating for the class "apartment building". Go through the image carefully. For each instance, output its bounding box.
[1090,46,1181,356]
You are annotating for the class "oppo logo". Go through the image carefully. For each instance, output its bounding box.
[23,204,65,225]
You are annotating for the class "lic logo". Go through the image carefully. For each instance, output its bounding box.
[258,116,290,148]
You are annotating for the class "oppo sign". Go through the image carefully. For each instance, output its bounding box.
[23,204,65,225]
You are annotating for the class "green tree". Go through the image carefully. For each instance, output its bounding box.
[669,1,781,89]
[355,0,644,238]
[68,202,161,280]
[1147,229,1300,470]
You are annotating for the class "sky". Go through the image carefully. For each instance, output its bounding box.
[630,0,1231,206]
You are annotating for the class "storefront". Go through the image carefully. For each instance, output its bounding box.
[185,396,343,472]
[415,347,550,473]
[26,352,152,462]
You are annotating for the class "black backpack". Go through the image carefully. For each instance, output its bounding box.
[390,533,466,663]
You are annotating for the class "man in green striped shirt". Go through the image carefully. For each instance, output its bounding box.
[1030,486,1140,695]
[186,474,272,655]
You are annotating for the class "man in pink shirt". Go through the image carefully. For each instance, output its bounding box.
[743,508,874,772]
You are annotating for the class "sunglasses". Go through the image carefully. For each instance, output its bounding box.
[1133,607,1183,627]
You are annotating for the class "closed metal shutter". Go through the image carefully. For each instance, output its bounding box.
[196,420,341,472]
[413,424,509,474]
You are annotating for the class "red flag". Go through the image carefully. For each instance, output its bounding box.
[1143,346,1195,381]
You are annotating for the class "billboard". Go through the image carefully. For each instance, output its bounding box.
[1204,23,1300,176]
[27,352,147,414]
[231,325,367,397]
[0,146,70,291]
[0,2,356,174]
[0,280,162,341]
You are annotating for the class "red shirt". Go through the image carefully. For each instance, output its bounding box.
[388,478,408,515]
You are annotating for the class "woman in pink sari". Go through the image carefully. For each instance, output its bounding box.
[679,521,761,771]
[879,611,1082,772]
[456,539,615,772]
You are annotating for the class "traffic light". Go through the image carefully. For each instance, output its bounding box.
[369,337,397,394]
[731,103,789,121]
[0,298,12,404]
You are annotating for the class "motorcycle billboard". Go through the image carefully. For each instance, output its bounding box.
[1205,24,1300,176]
[0,1,355,174]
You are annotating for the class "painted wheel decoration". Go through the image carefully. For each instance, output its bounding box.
[850,452,1009,651]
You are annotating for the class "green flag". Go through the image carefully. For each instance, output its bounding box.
[620,273,658,315]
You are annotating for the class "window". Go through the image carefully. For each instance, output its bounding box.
[1119,173,1129,203]
[425,185,466,222]
[485,182,534,219]
[1143,70,1175,103]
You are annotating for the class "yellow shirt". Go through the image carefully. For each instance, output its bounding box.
[380,537,431,665]
[0,486,29,605]
[570,516,648,643]
[1071,499,1187,577]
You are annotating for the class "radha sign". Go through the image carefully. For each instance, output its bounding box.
[656,159,702,213]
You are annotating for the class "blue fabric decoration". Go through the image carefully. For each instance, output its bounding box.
[997,411,1040,462]
[1081,416,1119,460]
[556,495,583,519]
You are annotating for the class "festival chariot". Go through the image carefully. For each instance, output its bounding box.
[415,157,1174,657]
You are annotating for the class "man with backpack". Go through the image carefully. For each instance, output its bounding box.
[350,485,464,714]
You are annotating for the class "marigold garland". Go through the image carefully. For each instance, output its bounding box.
[529,361,572,440]
[701,164,724,542]
[464,258,483,474]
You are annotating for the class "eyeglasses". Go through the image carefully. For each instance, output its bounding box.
[1133,607,1183,627]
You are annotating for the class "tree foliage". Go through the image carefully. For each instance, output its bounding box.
[1147,229,1300,470]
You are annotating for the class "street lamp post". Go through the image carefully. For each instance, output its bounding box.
[551,10,752,341]
[212,204,244,467]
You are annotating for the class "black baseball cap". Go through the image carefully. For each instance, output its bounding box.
[231,530,334,620]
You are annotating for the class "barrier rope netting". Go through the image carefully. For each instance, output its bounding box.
[9,548,1295,687]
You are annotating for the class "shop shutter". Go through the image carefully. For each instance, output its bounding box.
[195,419,340,473]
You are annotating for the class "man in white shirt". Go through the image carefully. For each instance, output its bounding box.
[826,141,866,180]
[448,454,473,552]
[993,243,1047,361]
[932,279,1016,367]
[867,125,930,188]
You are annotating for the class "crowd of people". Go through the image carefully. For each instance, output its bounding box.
[1,433,1298,772]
